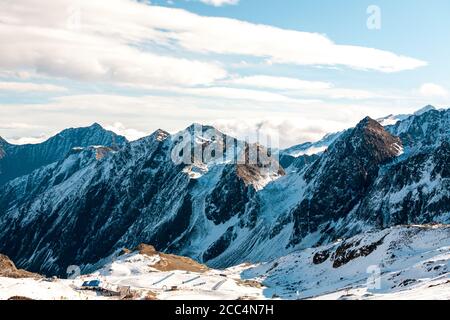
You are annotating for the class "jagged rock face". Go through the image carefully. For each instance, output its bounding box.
[0,137,7,160]
[279,153,319,171]
[0,110,449,276]
[0,124,127,186]
[289,117,403,244]
[206,165,255,225]
[358,141,450,227]
[0,127,283,276]
[0,130,196,274]
[0,132,186,275]
[386,108,450,150]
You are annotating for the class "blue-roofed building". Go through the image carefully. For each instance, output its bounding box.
[82,280,102,288]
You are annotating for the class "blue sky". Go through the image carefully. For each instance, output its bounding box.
[0,0,448,146]
[166,0,450,89]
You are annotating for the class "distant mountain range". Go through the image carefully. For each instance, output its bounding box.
[0,123,127,186]
[0,106,449,278]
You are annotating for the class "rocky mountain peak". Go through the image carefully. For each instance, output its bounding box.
[58,123,126,143]
[153,129,170,142]
[291,117,404,244]
[89,122,103,129]
[349,116,403,163]
[182,123,221,135]
[386,107,449,150]
[0,124,128,186]
[414,104,436,115]
[355,116,378,128]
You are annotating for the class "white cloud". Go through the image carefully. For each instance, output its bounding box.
[319,88,378,100]
[104,122,148,141]
[175,86,319,103]
[0,70,36,80]
[0,93,404,148]
[226,75,332,90]
[0,0,426,93]
[223,75,379,100]
[0,0,227,87]
[212,118,337,149]
[0,122,44,130]
[0,82,67,92]
[6,135,48,145]
[0,0,433,147]
[155,8,426,73]
[199,0,239,6]
[419,83,448,98]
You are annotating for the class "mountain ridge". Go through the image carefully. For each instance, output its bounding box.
[0,123,128,186]
[0,107,448,277]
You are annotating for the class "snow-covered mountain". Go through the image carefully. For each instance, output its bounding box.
[377,105,438,126]
[282,131,342,158]
[1,225,448,300]
[0,125,284,276]
[279,131,342,171]
[0,245,266,300]
[0,107,448,282]
[243,224,450,300]
[281,104,442,161]
[385,106,450,152]
[0,123,127,186]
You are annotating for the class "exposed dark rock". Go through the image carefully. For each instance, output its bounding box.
[0,110,449,277]
[386,108,450,149]
[358,141,450,227]
[206,166,253,225]
[203,227,237,261]
[313,250,331,265]
[0,123,127,186]
[290,117,402,244]
[331,235,386,268]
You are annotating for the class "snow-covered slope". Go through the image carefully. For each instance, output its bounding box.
[1,225,448,300]
[193,112,450,269]
[0,123,127,186]
[0,126,284,276]
[377,105,437,127]
[282,131,342,158]
[0,107,448,282]
[0,246,265,301]
[243,225,450,300]
[386,107,450,152]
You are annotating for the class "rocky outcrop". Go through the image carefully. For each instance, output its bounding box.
[357,141,450,227]
[0,254,42,279]
[386,108,450,150]
[289,117,403,244]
